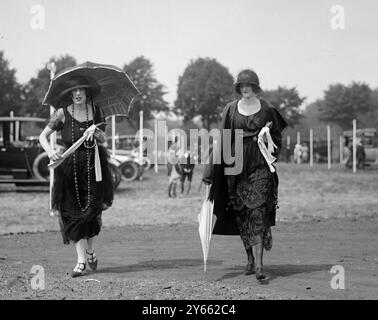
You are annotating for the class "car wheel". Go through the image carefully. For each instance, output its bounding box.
[108,163,122,190]
[32,152,50,181]
[119,161,139,181]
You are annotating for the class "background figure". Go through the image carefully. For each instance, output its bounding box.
[301,144,309,163]
[180,150,195,194]
[346,142,354,168]
[167,138,181,198]
[342,144,350,165]
[356,139,366,170]
[285,144,291,163]
[293,143,302,164]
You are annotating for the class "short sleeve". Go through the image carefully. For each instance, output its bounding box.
[271,107,288,133]
[268,103,288,159]
[47,110,64,131]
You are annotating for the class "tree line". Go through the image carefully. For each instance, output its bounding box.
[0,50,377,131]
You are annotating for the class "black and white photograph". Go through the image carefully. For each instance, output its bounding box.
[0,0,377,304]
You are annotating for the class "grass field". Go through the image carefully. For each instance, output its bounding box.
[0,163,377,235]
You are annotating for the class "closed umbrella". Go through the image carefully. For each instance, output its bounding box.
[198,185,217,272]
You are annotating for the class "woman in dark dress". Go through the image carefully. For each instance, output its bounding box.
[39,77,113,277]
[202,69,287,280]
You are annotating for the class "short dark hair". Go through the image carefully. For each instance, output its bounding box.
[70,87,97,101]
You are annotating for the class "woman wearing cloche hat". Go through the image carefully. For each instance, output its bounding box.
[203,69,287,281]
[39,75,114,277]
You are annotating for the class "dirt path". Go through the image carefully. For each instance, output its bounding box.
[1,215,377,300]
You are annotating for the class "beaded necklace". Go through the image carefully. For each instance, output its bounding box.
[72,103,91,212]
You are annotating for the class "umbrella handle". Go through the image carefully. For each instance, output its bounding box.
[205,185,210,199]
[95,122,105,128]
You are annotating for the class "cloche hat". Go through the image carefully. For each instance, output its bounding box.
[235,69,261,94]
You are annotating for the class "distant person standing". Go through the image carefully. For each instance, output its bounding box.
[301,144,309,163]
[180,150,195,194]
[167,137,181,198]
[285,143,291,163]
[356,140,366,170]
[342,144,350,165]
[293,143,302,164]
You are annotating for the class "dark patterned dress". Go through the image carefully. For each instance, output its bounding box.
[48,106,113,244]
[203,99,287,253]
[228,106,277,251]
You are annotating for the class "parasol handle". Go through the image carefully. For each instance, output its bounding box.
[48,122,104,169]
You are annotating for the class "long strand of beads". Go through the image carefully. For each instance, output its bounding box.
[86,102,91,210]
[72,104,91,212]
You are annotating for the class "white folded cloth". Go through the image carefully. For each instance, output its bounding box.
[94,143,102,182]
[257,126,277,173]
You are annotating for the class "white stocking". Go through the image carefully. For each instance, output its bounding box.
[75,239,86,263]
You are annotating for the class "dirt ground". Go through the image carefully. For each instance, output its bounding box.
[0,163,377,299]
[1,216,378,300]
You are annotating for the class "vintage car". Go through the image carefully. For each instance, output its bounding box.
[106,134,153,181]
[343,128,378,167]
[0,116,122,188]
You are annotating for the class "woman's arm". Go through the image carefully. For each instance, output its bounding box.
[39,109,64,161]
[269,107,287,159]
[94,128,106,144]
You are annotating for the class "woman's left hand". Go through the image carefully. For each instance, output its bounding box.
[84,124,97,141]
[265,121,273,128]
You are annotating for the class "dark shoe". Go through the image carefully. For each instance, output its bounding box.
[245,262,255,275]
[86,250,98,271]
[255,267,268,281]
[71,262,86,278]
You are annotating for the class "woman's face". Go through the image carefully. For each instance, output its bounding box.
[240,83,255,98]
[71,87,87,105]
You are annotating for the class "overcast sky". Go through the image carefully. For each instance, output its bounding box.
[0,0,377,106]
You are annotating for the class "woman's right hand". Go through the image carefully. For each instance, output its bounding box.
[48,149,62,162]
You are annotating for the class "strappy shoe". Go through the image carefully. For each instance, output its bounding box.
[255,267,268,281]
[71,262,86,278]
[245,262,255,275]
[86,250,98,271]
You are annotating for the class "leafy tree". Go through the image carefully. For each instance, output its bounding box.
[22,54,77,118]
[123,56,169,127]
[175,57,234,129]
[358,88,378,129]
[318,82,372,130]
[263,86,306,127]
[0,51,23,116]
[283,100,344,141]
